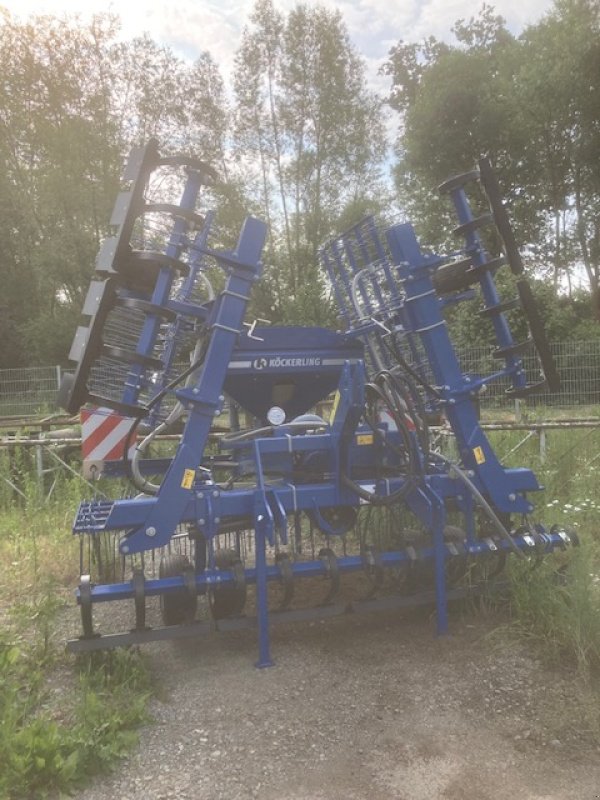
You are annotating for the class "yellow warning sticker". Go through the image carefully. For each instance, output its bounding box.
[181,468,195,489]
[473,446,486,465]
[356,434,374,446]
[329,390,341,423]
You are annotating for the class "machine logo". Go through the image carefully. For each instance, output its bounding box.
[252,356,322,370]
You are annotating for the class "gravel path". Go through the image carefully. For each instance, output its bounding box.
[69,602,600,800]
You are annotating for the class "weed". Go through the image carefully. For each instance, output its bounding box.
[0,470,152,800]
[508,537,600,674]
[0,625,151,800]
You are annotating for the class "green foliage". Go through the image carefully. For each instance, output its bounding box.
[509,540,600,674]
[475,425,600,673]
[0,11,233,366]
[0,467,151,800]
[0,631,151,800]
[383,0,600,321]
[444,272,596,350]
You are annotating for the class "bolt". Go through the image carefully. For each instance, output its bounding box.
[214,517,220,524]
[193,388,199,393]
[213,490,219,497]
[198,518,205,525]
[197,492,204,499]
[122,545,129,554]
[508,493,516,502]
[257,514,264,522]
[146,526,157,537]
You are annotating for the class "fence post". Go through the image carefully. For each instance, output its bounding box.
[514,399,522,422]
[55,365,62,390]
[539,428,546,463]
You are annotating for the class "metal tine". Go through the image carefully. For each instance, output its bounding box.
[342,231,393,370]
[323,251,353,328]
[319,248,355,328]
[328,238,382,369]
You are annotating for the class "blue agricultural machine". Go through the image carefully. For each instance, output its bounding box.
[59,139,575,665]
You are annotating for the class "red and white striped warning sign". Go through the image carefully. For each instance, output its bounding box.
[80,406,136,477]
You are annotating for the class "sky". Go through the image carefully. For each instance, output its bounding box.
[1,0,557,94]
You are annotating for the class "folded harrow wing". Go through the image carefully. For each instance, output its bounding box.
[60,142,575,666]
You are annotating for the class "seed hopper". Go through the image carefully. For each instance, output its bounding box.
[60,139,575,665]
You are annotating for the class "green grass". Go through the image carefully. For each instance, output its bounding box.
[508,540,600,672]
[0,455,153,800]
[481,425,600,677]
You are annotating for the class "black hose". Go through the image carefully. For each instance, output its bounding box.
[384,332,442,400]
[376,369,430,459]
[341,378,419,506]
[122,337,210,492]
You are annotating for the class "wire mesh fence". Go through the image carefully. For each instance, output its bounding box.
[0,365,62,417]
[0,339,599,419]
[456,339,600,410]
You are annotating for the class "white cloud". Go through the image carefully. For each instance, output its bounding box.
[2,0,556,90]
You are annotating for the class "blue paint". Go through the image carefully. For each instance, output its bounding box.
[64,146,572,666]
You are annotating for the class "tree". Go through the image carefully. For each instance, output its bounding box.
[0,12,122,365]
[382,1,600,323]
[0,11,232,365]
[514,0,600,306]
[234,0,386,324]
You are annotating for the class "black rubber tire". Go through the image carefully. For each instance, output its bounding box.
[159,553,197,625]
[209,549,247,620]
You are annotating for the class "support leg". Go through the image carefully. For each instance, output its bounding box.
[254,522,274,669]
[432,506,449,636]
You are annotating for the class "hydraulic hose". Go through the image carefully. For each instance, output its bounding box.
[123,336,209,494]
[341,378,419,506]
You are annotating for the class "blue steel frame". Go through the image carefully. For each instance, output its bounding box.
[67,150,574,667]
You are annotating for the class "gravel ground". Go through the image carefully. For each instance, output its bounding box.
[65,598,600,800]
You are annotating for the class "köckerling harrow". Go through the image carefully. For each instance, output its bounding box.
[59,139,575,666]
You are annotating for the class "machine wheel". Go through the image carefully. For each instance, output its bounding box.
[159,553,197,625]
[209,549,247,620]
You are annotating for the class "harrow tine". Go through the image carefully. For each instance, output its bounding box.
[275,553,294,610]
[361,545,384,600]
[318,548,341,606]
